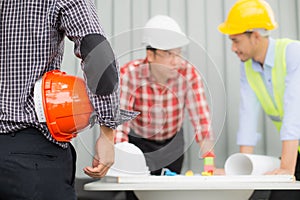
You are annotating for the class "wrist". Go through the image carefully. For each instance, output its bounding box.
[100,126,115,141]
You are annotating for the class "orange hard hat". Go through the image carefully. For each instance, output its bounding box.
[34,70,94,142]
[218,0,277,35]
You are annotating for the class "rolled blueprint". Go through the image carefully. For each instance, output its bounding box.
[224,153,280,175]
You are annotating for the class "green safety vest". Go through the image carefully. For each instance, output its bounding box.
[244,38,300,153]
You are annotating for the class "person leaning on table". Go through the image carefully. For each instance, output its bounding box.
[0,0,137,199]
[218,0,300,199]
[115,15,223,176]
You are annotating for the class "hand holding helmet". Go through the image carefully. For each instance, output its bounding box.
[34,70,94,142]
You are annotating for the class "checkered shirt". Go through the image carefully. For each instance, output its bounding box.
[0,0,136,148]
[115,59,213,143]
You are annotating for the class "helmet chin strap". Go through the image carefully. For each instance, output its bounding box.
[34,78,46,122]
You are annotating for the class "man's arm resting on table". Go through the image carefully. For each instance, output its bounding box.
[266,140,299,175]
[241,141,299,175]
[240,145,254,154]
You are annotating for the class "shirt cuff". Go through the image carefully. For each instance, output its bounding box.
[237,131,261,146]
[99,109,139,130]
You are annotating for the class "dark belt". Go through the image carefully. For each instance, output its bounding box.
[128,129,181,145]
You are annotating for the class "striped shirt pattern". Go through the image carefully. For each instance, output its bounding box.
[0,0,135,148]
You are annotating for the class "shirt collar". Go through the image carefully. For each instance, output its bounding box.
[139,58,152,80]
[264,37,275,68]
[251,37,275,72]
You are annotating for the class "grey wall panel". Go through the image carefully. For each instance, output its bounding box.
[205,0,227,168]
[169,0,187,30]
[277,0,298,39]
[149,0,169,16]
[112,0,132,65]
[183,0,207,173]
[95,0,114,36]
[223,0,241,156]
[61,0,300,178]
[131,0,150,60]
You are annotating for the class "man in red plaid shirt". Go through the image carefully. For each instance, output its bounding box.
[116,15,219,176]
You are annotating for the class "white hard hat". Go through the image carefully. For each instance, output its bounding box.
[142,15,189,50]
[106,142,150,177]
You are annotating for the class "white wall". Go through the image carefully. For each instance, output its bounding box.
[61,0,300,178]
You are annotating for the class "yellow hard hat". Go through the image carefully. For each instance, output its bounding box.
[218,0,277,35]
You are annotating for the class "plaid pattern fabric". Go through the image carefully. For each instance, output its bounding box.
[115,59,213,142]
[0,0,136,148]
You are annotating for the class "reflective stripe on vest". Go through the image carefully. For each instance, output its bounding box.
[244,38,293,131]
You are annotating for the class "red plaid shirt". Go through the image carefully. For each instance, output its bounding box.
[115,58,213,142]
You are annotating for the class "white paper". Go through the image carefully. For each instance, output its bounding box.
[224,153,280,175]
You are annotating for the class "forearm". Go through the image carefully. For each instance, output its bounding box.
[84,125,115,178]
[239,145,254,154]
[198,140,215,156]
[100,125,115,142]
[280,140,299,175]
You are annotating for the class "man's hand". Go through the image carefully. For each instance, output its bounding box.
[198,140,226,175]
[265,168,293,175]
[84,126,115,178]
[265,140,299,176]
[214,168,225,175]
[239,145,254,154]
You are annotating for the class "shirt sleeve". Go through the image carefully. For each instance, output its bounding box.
[115,63,136,142]
[280,42,300,140]
[237,62,261,146]
[184,64,213,142]
[58,0,104,38]
[58,0,138,129]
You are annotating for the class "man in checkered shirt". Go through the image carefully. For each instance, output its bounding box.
[116,15,222,178]
[0,0,136,199]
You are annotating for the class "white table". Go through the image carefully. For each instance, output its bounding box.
[84,175,300,200]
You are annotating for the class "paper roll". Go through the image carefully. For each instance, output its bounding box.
[224,153,280,175]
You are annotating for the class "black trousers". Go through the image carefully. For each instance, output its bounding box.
[0,128,76,200]
[249,152,300,200]
[128,128,185,175]
[125,129,185,200]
